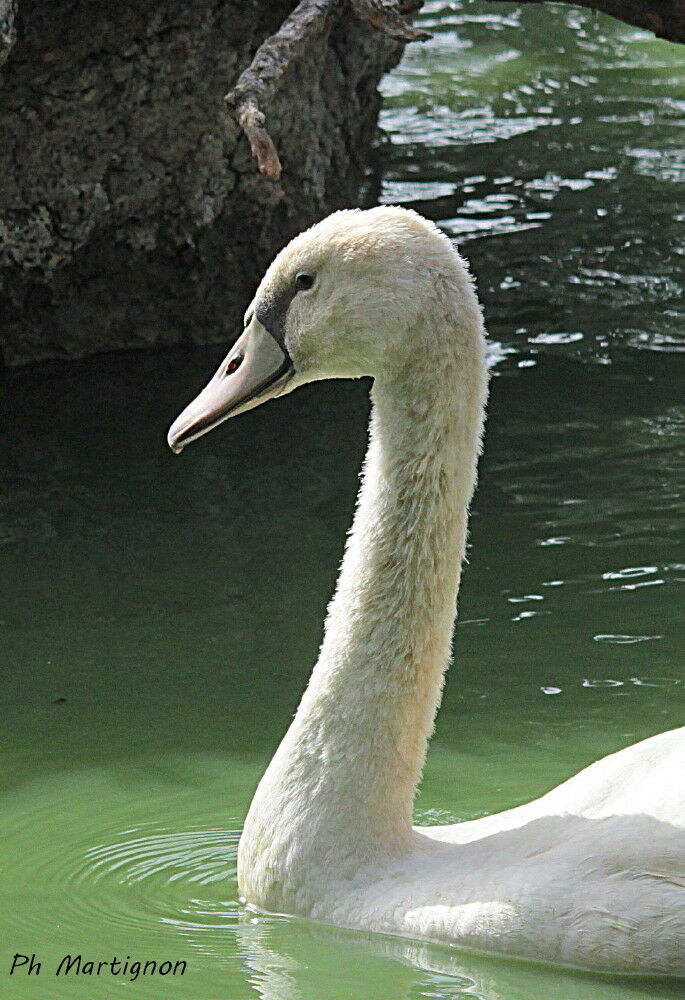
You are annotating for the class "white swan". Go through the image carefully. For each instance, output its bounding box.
[168,206,685,976]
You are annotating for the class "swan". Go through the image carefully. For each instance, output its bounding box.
[167,206,685,975]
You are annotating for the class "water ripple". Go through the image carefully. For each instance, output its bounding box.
[379,0,685,360]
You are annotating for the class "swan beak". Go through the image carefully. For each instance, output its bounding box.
[167,317,294,453]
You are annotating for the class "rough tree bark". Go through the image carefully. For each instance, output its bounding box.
[1,0,681,366]
[0,0,16,67]
[0,1,405,365]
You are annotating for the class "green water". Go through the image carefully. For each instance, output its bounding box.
[1,4,684,999]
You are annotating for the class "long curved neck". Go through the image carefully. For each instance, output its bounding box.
[241,338,487,877]
[305,358,485,842]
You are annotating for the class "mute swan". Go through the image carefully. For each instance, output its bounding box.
[168,207,685,975]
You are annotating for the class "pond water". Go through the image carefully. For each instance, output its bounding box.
[1,3,684,999]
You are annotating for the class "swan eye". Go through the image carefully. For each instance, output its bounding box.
[226,352,244,375]
[295,272,315,292]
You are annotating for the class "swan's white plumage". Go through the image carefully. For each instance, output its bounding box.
[213,207,684,974]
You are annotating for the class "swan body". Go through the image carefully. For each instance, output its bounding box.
[168,207,685,975]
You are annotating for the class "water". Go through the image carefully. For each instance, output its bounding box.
[0,4,684,998]
[378,0,685,361]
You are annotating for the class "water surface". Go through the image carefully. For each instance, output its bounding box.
[379,0,685,360]
[1,3,684,998]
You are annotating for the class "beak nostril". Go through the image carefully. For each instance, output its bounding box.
[226,351,244,376]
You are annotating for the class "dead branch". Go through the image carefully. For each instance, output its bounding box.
[225,0,343,181]
[225,0,429,180]
[0,0,17,67]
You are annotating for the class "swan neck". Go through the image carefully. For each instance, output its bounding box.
[238,324,487,909]
[287,354,486,848]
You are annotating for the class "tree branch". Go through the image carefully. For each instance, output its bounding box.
[225,0,429,180]
[491,0,685,45]
[225,0,342,181]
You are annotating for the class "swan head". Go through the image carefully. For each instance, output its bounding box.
[168,206,480,452]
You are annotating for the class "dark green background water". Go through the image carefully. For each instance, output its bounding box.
[1,3,683,998]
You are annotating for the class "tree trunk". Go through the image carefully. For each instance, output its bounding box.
[0,1,401,365]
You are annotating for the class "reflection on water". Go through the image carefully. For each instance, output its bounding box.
[2,768,685,1000]
[1,3,684,998]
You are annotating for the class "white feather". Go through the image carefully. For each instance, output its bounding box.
[236,207,685,975]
